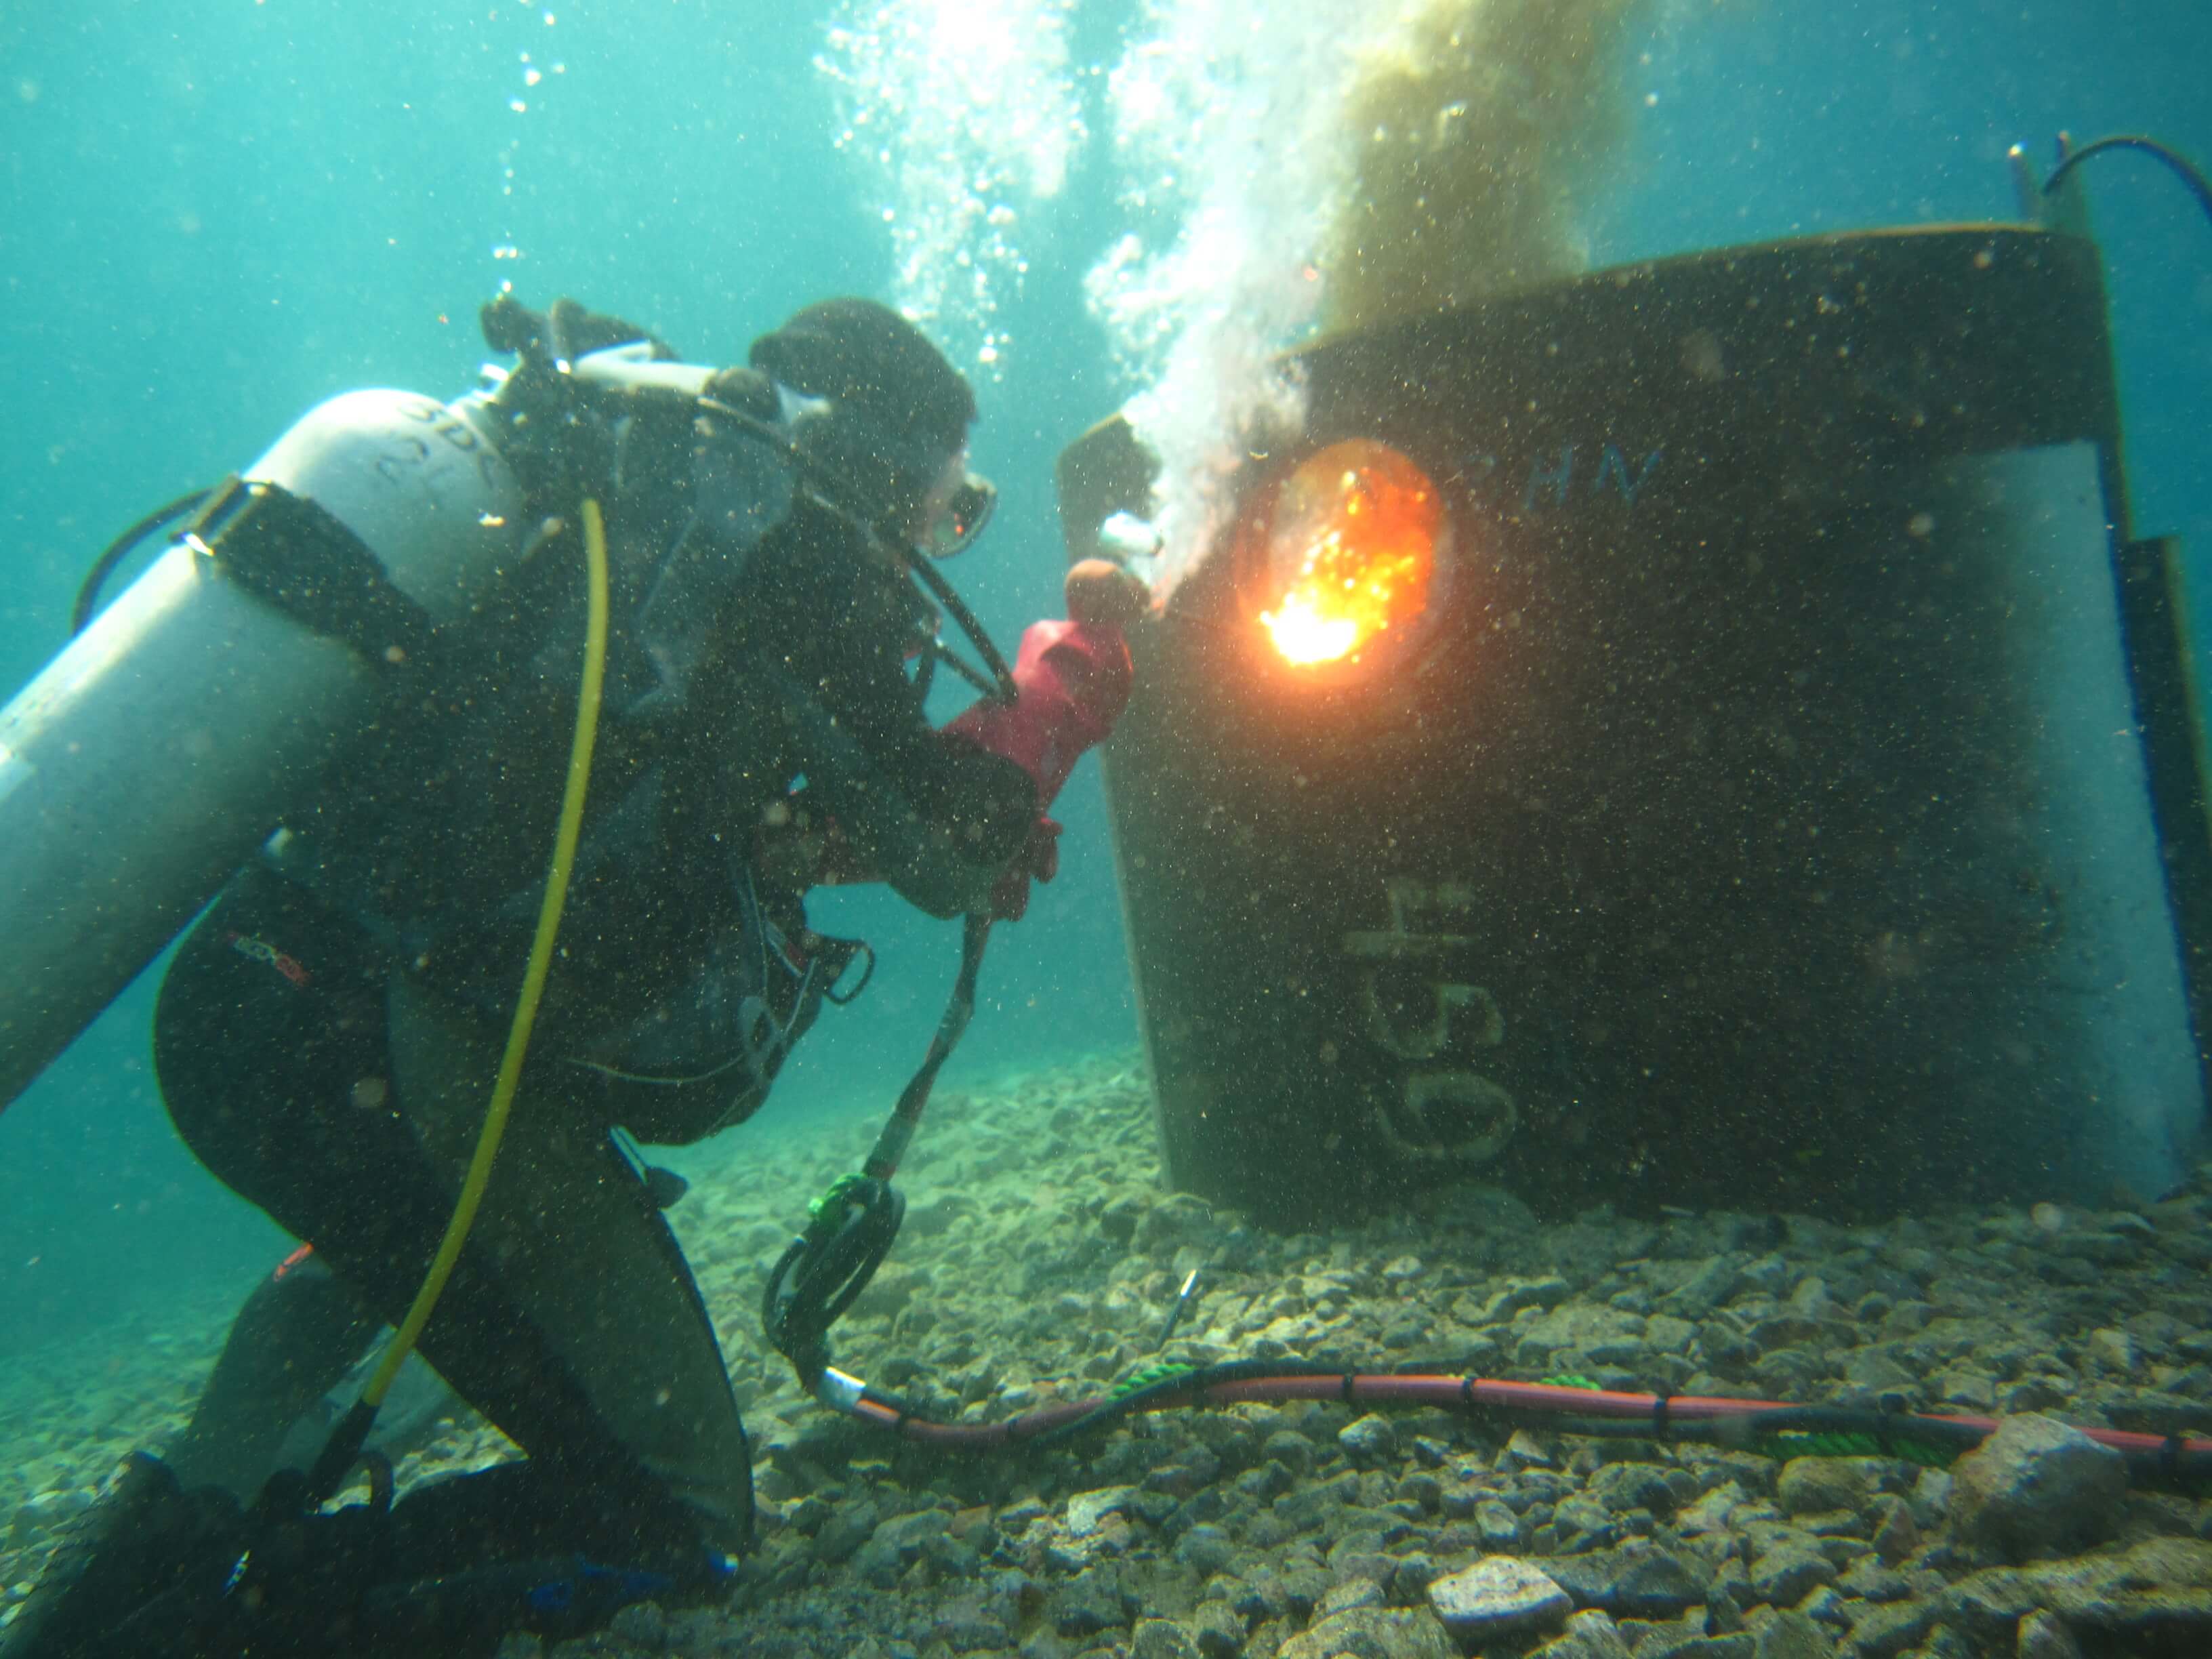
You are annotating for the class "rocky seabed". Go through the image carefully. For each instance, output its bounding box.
[5,1052,2212,1659]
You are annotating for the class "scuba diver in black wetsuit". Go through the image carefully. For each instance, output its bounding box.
[1,294,1139,1659]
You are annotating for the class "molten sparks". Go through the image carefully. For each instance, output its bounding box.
[1256,441,1439,666]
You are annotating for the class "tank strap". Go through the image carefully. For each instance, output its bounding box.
[186,474,441,672]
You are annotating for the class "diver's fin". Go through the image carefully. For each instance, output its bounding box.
[0,1452,249,1659]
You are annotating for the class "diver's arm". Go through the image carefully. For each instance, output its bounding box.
[762,560,1144,920]
[758,661,1036,919]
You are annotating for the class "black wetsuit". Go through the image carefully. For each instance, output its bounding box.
[150,392,1034,1560]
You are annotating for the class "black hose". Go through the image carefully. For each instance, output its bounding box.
[1027,1358,1350,1448]
[907,1357,2212,1492]
[905,551,1018,704]
[70,488,211,636]
[2045,134,2212,233]
[761,1177,905,1385]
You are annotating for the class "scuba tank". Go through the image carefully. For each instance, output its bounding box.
[0,388,527,1112]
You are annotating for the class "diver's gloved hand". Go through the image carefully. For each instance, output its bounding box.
[222,1460,729,1656]
[987,815,1062,922]
[1065,557,1149,631]
[1,1461,405,1659]
[699,365,782,424]
[941,557,1147,922]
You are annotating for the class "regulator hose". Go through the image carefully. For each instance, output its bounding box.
[2042,132,2212,234]
[70,487,211,635]
[762,914,994,1393]
[762,1175,906,1388]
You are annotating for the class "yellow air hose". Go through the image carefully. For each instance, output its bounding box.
[352,498,610,1425]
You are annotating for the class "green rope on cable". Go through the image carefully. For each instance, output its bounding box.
[1540,1374,1605,1391]
[1759,1429,1960,1469]
[808,1174,869,1229]
[1113,1363,1200,1401]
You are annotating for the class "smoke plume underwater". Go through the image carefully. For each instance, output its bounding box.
[1092,0,1664,596]
[1083,0,1372,597]
[1322,0,1656,337]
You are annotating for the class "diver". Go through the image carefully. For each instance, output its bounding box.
[1,294,1145,1659]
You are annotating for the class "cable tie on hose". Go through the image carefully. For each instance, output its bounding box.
[1875,1393,1906,1459]
[2162,1433,2186,1490]
[816,1367,868,1416]
[1341,1373,1357,1406]
[1651,1389,1673,1441]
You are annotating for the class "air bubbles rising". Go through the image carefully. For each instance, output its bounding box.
[817,0,1087,378]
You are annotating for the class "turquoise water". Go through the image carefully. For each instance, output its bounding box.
[0,0,2207,1359]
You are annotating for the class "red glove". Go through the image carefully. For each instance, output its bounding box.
[947,560,1147,920]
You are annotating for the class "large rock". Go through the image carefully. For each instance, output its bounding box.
[1191,1599,1244,1659]
[1839,1597,1938,1658]
[810,1498,880,1564]
[1541,1543,1714,1619]
[935,1603,1012,1654]
[1339,1414,1399,1462]
[1478,1276,1573,1320]
[1586,1461,1691,1516]
[1275,1606,1457,1659]
[1748,1544,1836,1607]
[2013,1610,2084,1659]
[1868,1496,1917,1564]
[1132,1618,1203,1659]
[1844,1538,2212,1658]
[1516,1305,1649,1366]
[1067,1486,1139,1537]
[1050,1565,1130,1637]
[1133,1191,1218,1252]
[1426,1557,1572,1644]
[1946,1415,2127,1559]
[1473,1498,1522,1551]
[1839,1347,1916,1395]
[869,1507,951,1560]
[1530,1610,1635,1658]
[1749,1610,1837,1659]
[1171,1523,1235,1576]
[1662,1256,1746,1318]
[1774,1457,1880,1517]
[1643,1636,1753,1659]
[1940,1538,2212,1649]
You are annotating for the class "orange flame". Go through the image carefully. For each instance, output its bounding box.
[1256,441,1440,666]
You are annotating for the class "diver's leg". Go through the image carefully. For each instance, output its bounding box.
[162,1251,381,1501]
[153,871,699,1540]
[1,870,727,1658]
[385,975,756,1555]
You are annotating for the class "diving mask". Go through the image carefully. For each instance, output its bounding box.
[919,472,995,560]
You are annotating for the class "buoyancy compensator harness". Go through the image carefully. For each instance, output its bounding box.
[450,298,1023,1433]
[188,482,445,670]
